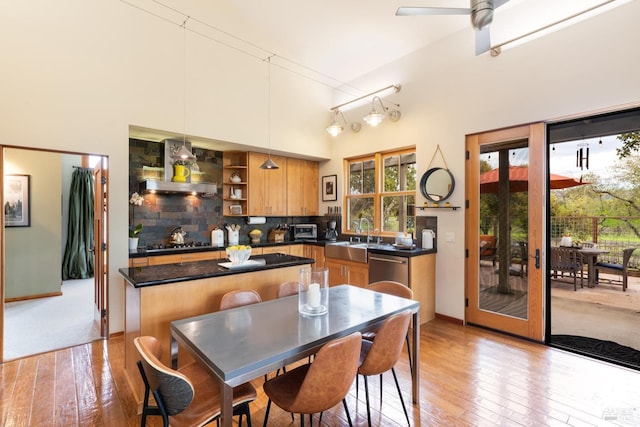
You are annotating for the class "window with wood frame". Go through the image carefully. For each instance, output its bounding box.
[345,148,416,237]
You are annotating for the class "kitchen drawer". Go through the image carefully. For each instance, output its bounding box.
[148,251,220,266]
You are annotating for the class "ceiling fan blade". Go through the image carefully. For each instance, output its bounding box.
[494,0,509,8]
[396,7,471,16]
[475,26,491,55]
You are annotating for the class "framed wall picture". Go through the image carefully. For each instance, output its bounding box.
[4,174,30,227]
[322,174,337,202]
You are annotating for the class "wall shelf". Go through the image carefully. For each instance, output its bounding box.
[418,206,460,211]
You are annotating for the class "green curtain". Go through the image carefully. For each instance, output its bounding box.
[62,168,95,280]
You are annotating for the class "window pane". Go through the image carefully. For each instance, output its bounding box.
[384,155,400,192]
[349,160,375,195]
[403,153,417,191]
[347,197,374,232]
[382,194,415,233]
[383,153,416,192]
[363,160,375,193]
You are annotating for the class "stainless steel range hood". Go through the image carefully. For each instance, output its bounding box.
[139,180,218,197]
[138,139,218,197]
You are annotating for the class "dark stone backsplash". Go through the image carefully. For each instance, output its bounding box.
[129,138,322,248]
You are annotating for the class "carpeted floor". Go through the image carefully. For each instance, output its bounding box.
[4,278,101,360]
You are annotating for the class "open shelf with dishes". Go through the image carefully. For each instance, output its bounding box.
[223,151,248,216]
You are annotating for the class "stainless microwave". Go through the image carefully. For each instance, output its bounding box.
[293,224,317,240]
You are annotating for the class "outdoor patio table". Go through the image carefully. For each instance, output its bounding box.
[578,248,610,287]
[169,284,420,427]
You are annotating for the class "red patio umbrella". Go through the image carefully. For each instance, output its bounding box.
[479,166,588,193]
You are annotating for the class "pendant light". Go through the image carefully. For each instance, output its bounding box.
[260,56,279,170]
[173,18,196,162]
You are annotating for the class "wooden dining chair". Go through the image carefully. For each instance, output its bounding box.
[220,289,262,310]
[364,281,414,379]
[262,332,362,427]
[550,246,584,291]
[278,281,300,298]
[356,310,412,427]
[134,335,256,427]
[595,247,637,291]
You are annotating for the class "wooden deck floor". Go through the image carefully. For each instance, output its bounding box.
[1,319,639,426]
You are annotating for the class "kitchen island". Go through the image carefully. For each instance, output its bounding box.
[120,253,314,401]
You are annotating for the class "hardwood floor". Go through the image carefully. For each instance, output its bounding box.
[2,319,639,426]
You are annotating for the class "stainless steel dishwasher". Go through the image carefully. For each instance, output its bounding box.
[368,253,409,286]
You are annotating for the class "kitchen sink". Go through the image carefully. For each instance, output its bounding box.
[366,243,395,250]
[325,241,368,263]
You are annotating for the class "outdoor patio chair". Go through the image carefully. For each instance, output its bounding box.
[550,246,584,291]
[595,247,637,292]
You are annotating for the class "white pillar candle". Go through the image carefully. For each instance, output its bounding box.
[307,283,321,308]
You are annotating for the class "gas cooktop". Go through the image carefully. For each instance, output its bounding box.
[143,242,212,253]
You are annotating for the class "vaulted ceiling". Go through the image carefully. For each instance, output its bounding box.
[129,0,624,85]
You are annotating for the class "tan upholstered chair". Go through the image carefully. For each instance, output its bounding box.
[262,332,362,427]
[278,281,300,298]
[364,281,414,378]
[357,310,412,427]
[220,289,262,310]
[220,289,269,383]
[134,336,256,427]
[595,247,637,291]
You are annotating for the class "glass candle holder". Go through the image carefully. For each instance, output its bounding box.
[298,267,328,316]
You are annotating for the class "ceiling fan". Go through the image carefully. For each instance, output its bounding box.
[396,0,509,55]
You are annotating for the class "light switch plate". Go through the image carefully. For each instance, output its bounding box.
[445,232,455,242]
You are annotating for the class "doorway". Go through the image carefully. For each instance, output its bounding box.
[465,124,545,341]
[1,147,108,360]
[546,107,640,368]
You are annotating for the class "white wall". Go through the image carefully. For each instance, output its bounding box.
[1,0,639,330]
[322,1,640,320]
[4,149,62,298]
[0,0,332,333]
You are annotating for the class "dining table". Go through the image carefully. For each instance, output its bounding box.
[578,247,610,287]
[170,284,420,427]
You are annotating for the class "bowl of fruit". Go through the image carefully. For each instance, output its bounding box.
[226,245,252,266]
[249,229,263,244]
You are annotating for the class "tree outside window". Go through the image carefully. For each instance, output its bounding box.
[345,148,416,237]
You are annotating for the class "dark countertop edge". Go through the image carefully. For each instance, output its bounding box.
[130,240,436,259]
[120,256,315,288]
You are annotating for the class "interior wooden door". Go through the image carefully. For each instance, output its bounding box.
[465,124,545,341]
[93,159,108,337]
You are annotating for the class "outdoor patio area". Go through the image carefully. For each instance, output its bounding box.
[551,272,640,353]
[479,261,640,356]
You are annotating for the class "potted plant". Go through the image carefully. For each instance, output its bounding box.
[129,192,144,251]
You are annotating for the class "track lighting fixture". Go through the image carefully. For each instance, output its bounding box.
[363,96,401,127]
[326,84,401,134]
[326,110,346,136]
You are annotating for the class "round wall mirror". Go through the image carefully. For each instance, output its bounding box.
[420,167,455,202]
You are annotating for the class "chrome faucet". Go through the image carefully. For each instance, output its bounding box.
[359,218,371,243]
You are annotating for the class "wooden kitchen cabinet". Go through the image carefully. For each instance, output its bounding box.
[147,251,222,266]
[289,244,305,257]
[261,245,290,255]
[286,158,319,216]
[304,244,325,268]
[325,259,368,287]
[129,257,149,268]
[248,152,287,216]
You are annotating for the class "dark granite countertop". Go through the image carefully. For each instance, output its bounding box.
[120,253,314,288]
[129,239,436,259]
